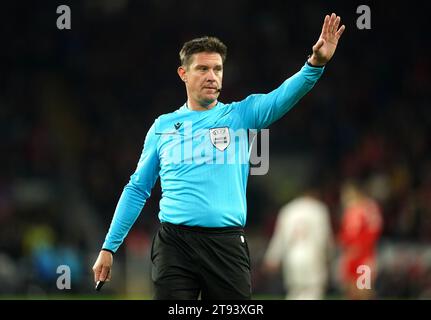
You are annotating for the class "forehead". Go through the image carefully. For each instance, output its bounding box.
[189,52,223,66]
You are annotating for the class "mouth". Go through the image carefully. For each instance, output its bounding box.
[203,87,218,92]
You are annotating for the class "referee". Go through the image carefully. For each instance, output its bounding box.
[92,13,345,300]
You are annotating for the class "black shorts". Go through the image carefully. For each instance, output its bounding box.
[151,222,252,300]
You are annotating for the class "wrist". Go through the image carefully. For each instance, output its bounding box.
[307,54,325,67]
[101,248,115,255]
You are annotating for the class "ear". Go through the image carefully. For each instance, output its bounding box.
[177,66,187,82]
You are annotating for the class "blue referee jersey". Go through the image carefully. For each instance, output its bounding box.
[103,62,324,252]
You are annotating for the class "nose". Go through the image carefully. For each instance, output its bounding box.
[206,69,216,81]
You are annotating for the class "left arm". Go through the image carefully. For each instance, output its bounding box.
[235,13,345,130]
[236,63,324,130]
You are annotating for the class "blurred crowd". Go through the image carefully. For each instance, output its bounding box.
[1,1,430,298]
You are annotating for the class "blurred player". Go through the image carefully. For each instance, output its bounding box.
[92,14,345,299]
[338,180,383,299]
[262,187,334,299]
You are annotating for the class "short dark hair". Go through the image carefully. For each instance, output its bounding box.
[179,36,227,67]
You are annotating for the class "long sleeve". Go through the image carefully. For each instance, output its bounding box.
[235,62,324,130]
[102,122,160,252]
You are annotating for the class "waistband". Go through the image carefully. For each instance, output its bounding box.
[161,222,244,234]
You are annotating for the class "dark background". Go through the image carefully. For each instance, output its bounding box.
[1,0,430,298]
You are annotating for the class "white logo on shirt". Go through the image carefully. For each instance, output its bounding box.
[209,127,230,151]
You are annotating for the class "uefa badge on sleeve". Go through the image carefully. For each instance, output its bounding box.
[209,127,230,151]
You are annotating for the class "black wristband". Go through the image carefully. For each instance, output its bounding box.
[101,248,115,255]
[307,55,325,68]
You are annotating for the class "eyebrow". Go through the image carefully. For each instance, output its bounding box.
[194,64,223,69]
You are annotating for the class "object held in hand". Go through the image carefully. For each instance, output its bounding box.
[95,280,105,291]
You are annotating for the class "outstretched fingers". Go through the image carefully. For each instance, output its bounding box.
[321,15,330,37]
[336,24,346,39]
[328,13,336,33]
[333,16,341,34]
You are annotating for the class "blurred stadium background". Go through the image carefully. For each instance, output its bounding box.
[1,0,430,299]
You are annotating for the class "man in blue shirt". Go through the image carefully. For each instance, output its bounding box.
[93,13,345,299]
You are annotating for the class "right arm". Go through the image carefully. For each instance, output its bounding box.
[93,122,160,282]
[102,121,160,253]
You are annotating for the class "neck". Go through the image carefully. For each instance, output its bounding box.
[186,99,218,111]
